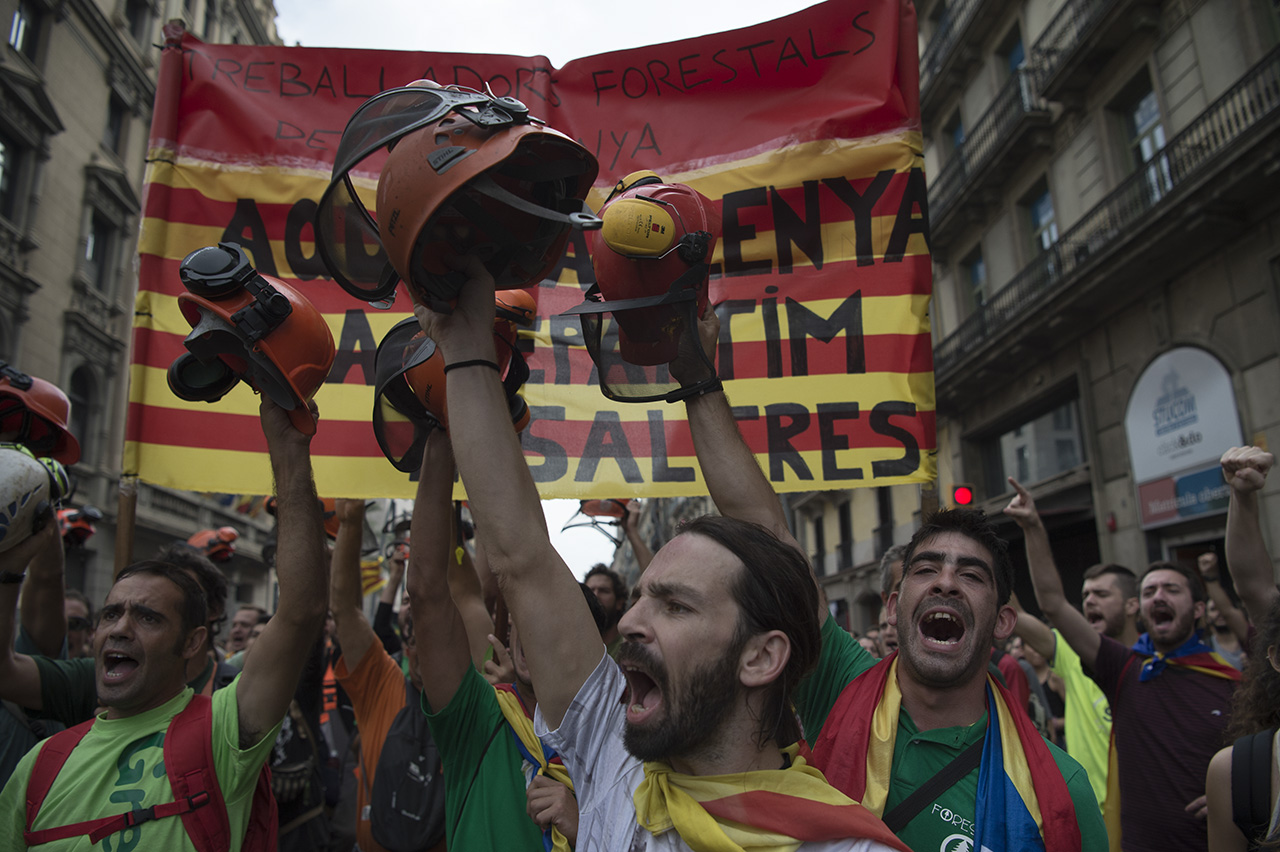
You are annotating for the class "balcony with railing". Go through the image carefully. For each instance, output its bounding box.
[919,0,1015,124]
[933,47,1280,403]
[929,68,1052,247]
[1029,0,1161,103]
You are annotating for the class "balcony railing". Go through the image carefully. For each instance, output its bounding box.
[1029,0,1112,89]
[934,46,1280,377]
[929,68,1049,229]
[836,540,855,571]
[919,0,983,102]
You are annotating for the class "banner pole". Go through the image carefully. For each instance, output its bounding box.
[114,476,139,579]
[920,479,939,519]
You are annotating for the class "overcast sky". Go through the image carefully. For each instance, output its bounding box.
[271,0,821,575]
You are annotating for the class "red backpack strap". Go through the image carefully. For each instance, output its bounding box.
[164,693,232,852]
[24,717,95,841]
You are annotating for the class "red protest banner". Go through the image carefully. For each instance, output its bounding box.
[128,0,933,499]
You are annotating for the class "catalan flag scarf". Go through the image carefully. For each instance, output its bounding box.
[811,655,1082,852]
[631,743,910,852]
[493,684,573,852]
[1103,633,1241,851]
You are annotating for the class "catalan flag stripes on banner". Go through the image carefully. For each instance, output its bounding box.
[128,0,935,499]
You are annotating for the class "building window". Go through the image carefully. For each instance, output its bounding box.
[104,98,127,156]
[203,0,218,39]
[838,500,853,570]
[960,245,986,312]
[812,516,826,577]
[69,366,95,464]
[1027,182,1059,253]
[125,0,151,46]
[1127,86,1171,203]
[0,133,19,221]
[998,26,1025,76]
[984,399,1087,491]
[874,487,893,557]
[8,1,41,61]
[83,214,120,293]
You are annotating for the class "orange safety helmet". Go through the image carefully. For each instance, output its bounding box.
[187,526,239,562]
[58,505,103,547]
[371,290,534,472]
[168,242,336,435]
[314,81,601,311]
[563,172,721,403]
[560,498,633,546]
[0,362,81,465]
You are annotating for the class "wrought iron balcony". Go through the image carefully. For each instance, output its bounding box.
[928,67,1051,245]
[934,46,1280,386]
[1030,0,1160,102]
[919,0,992,123]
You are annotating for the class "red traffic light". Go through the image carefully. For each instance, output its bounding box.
[952,484,974,506]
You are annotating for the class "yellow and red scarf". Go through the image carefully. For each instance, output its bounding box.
[811,655,1081,852]
[1102,634,1241,852]
[493,684,573,852]
[632,743,909,852]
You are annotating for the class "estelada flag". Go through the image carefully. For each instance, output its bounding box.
[128,0,935,499]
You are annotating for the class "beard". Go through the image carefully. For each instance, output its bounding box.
[620,639,743,764]
[895,595,990,689]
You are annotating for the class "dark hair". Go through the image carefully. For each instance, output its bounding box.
[1140,561,1207,604]
[1227,596,1280,740]
[879,544,908,600]
[677,515,820,749]
[903,509,1013,606]
[115,560,208,637]
[1082,563,1138,600]
[156,543,228,639]
[64,588,93,620]
[584,564,628,605]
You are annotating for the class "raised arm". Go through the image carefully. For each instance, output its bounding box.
[447,534,495,670]
[372,553,405,655]
[0,522,59,709]
[1008,590,1057,663]
[1221,446,1278,623]
[19,521,68,657]
[404,431,478,710]
[1004,476,1101,667]
[623,501,653,572]
[236,398,328,746]
[1197,553,1251,643]
[414,259,602,728]
[329,498,377,672]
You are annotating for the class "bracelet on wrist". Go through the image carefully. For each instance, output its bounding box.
[443,359,500,374]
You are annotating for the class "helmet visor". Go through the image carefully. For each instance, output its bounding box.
[315,86,505,303]
[567,285,718,403]
[372,318,442,473]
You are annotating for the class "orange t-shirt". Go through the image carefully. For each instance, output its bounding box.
[334,644,431,852]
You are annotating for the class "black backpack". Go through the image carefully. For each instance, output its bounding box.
[1232,727,1278,850]
[367,680,446,852]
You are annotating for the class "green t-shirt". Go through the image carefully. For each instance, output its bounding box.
[1049,628,1110,810]
[795,617,1108,851]
[423,665,545,851]
[33,655,98,727]
[0,675,280,852]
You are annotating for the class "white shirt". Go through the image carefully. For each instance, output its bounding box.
[535,651,900,852]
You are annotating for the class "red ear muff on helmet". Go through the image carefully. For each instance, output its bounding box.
[0,362,81,465]
[170,242,335,435]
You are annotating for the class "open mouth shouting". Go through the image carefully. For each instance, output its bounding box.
[102,649,140,682]
[1147,604,1176,631]
[916,604,970,652]
[618,643,666,726]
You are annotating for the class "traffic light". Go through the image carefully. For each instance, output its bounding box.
[951,483,975,506]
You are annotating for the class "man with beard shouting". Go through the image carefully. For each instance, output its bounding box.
[1008,472,1248,852]
[796,505,1105,851]
[413,257,907,852]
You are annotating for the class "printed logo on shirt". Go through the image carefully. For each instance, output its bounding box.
[940,832,973,852]
[930,803,975,838]
[105,732,167,852]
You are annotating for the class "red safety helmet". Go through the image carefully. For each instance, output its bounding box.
[315,80,601,311]
[560,498,633,546]
[371,290,534,472]
[0,362,81,465]
[188,526,239,562]
[58,505,103,547]
[168,242,335,436]
[563,172,721,403]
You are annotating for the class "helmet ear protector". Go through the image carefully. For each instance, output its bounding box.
[314,81,602,313]
[168,242,335,435]
[562,173,721,404]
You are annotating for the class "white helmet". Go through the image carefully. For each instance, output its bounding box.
[0,443,67,553]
